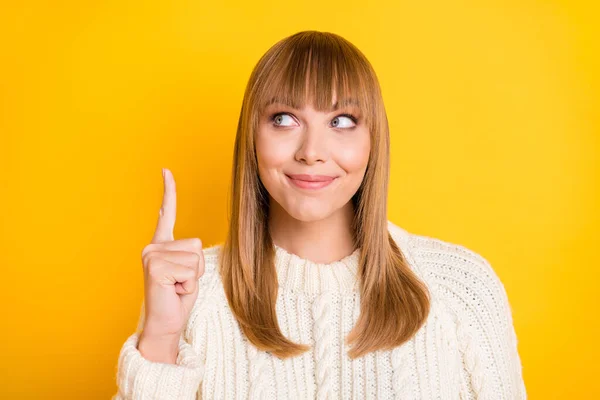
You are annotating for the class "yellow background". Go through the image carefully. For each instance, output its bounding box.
[1,0,598,398]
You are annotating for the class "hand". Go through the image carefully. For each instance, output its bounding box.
[139,168,205,343]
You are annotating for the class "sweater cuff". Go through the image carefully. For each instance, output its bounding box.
[115,332,204,400]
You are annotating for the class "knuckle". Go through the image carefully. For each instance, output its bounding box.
[143,251,160,269]
[190,238,203,251]
[141,251,150,267]
[141,244,154,260]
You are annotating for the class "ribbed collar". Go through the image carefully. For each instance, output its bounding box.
[274,243,361,295]
[273,221,411,296]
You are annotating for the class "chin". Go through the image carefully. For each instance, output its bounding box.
[284,206,333,223]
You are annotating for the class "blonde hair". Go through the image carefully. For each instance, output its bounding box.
[219,30,430,359]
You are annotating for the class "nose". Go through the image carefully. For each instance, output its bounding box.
[295,125,328,165]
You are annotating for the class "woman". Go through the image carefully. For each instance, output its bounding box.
[113,31,526,399]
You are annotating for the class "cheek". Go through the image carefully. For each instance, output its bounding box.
[255,131,291,182]
[256,132,280,168]
[336,138,370,172]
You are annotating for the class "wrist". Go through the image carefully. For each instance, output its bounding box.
[137,330,180,364]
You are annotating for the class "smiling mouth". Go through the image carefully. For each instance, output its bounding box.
[285,175,337,190]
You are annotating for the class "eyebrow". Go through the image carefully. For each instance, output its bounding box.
[264,97,360,111]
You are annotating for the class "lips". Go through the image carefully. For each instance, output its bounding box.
[286,174,336,182]
[285,174,337,190]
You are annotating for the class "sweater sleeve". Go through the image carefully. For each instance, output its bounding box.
[111,301,204,400]
[441,247,528,399]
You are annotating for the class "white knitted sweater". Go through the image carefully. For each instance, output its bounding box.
[113,221,527,399]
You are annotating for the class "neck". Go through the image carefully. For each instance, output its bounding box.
[268,199,356,264]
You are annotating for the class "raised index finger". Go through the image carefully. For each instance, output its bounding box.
[152,167,176,244]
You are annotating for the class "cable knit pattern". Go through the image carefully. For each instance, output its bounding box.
[455,310,487,400]
[391,336,413,400]
[247,344,270,399]
[112,220,527,399]
[312,291,335,399]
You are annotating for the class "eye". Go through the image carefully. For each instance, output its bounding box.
[331,114,357,129]
[270,113,297,127]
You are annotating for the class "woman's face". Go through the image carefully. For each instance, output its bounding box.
[255,95,370,222]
